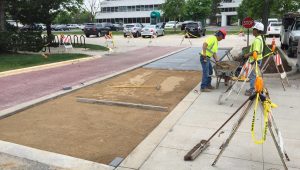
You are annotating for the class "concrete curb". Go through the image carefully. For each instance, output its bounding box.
[263,47,298,78]
[0,140,113,170]
[0,46,189,120]
[0,55,102,78]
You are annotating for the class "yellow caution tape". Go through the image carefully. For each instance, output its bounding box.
[185,32,199,38]
[251,94,277,144]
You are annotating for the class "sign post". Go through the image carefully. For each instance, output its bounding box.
[242,17,255,48]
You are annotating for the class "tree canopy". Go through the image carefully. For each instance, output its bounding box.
[161,0,185,21]
[5,0,83,37]
[184,0,212,21]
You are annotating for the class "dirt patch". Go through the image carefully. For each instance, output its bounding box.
[0,68,200,164]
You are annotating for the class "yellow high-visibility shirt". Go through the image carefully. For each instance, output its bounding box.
[249,36,263,62]
[201,36,218,58]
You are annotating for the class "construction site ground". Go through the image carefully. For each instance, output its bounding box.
[0,68,200,164]
[0,34,299,170]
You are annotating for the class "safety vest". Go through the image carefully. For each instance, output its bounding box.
[249,36,263,62]
[201,36,218,58]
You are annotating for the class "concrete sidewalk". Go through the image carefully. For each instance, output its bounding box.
[118,73,300,170]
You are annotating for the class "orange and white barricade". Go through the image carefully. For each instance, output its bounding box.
[273,53,290,89]
[104,32,115,48]
[273,53,282,66]
[148,32,157,46]
[59,34,73,52]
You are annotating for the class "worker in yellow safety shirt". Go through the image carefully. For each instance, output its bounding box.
[243,22,264,96]
[199,29,227,92]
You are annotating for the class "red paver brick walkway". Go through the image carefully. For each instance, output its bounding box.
[0,46,182,111]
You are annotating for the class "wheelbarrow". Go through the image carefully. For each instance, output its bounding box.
[213,61,240,88]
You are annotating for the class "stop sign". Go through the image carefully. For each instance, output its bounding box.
[242,17,255,28]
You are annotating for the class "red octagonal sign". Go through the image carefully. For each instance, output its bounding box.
[242,17,255,28]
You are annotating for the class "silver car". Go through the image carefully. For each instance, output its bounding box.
[123,23,143,38]
[141,25,165,38]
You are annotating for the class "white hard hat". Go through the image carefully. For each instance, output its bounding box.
[253,22,264,31]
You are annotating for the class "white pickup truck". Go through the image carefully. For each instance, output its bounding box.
[280,12,300,57]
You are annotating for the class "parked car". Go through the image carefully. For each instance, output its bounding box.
[141,24,165,38]
[286,19,300,57]
[280,12,300,56]
[53,24,70,31]
[165,21,177,29]
[67,24,79,29]
[78,24,85,30]
[21,24,43,31]
[112,23,124,31]
[101,22,115,31]
[184,22,206,37]
[266,22,282,37]
[156,22,166,29]
[83,23,110,37]
[123,23,143,38]
[181,20,195,30]
[268,18,279,26]
[7,20,23,28]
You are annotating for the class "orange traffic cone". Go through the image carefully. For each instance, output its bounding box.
[271,36,276,52]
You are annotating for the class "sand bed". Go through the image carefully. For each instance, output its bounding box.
[0,68,200,164]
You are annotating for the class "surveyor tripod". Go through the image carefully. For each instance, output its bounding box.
[185,91,290,169]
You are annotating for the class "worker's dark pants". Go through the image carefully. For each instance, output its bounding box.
[200,55,213,89]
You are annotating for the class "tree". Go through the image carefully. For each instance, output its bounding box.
[184,0,212,21]
[83,0,101,22]
[272,0,300,17]
[161,0,185,21]
[161,0,185,31]
[210,0,221,25]
[7,0,83,41]
[0,0,5,31]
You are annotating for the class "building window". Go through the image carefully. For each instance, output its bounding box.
[146,17,150,23]
[154,4,159,10]
[136,5,140,11]
[137,18,141,23]
[128,18,133,23]
[141,5,145,11]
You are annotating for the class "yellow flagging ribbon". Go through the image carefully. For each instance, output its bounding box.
[251,83,278,144]
[185,32,199,38]
[251,57,277,144]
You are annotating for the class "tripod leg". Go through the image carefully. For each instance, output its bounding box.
[268,120,289,170]
[212,100,254,166]
[281,64,291,87]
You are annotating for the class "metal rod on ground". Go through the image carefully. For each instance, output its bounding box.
[77,97,168,112]
[184,95,254,161]
[212,98,254,166]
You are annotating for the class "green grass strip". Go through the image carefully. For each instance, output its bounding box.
[0,53,89,72]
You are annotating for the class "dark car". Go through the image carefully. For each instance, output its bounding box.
[101,22,115,30]
[112,23,124,31]
[83,23,110,37]
[184,22,206,38]
[181,20,195,31]
[156,22,166,29]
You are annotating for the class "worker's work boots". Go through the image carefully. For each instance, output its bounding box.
[200,88,211,92]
